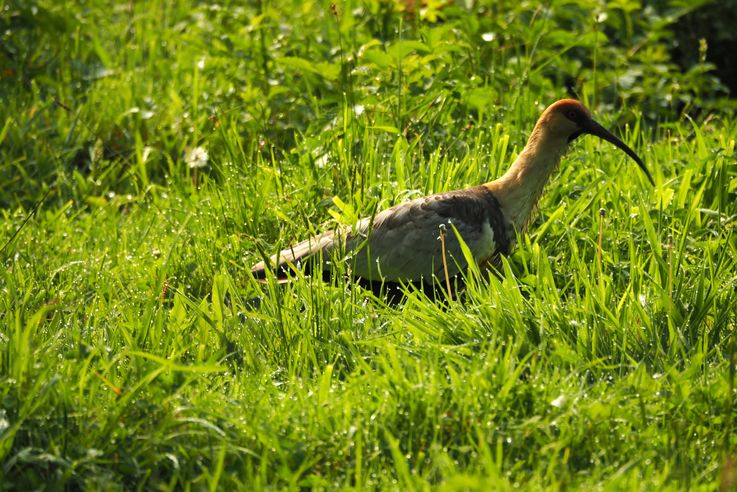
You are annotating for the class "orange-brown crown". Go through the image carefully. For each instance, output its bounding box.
[541,99,590,122]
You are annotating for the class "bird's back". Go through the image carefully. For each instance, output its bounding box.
[252,186,511,283]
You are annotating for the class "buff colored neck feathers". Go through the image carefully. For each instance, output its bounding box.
[486,103,582,233]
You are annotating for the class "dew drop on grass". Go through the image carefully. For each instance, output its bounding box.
[0,410,9,432]
[550,394,566,408]
[87,448,102,458]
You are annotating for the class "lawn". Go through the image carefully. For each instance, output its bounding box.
[1,0,736,489]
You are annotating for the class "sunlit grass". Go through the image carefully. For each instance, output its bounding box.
[1,0,736,489]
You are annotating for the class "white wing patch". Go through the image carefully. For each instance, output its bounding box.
[475,220,496,263]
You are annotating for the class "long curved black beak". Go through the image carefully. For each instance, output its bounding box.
[584,119,655,186]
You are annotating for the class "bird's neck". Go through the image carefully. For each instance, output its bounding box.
[485,127,570,234]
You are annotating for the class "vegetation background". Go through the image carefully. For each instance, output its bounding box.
[1,0,736,489]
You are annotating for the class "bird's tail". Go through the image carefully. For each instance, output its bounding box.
[250,230,337,281]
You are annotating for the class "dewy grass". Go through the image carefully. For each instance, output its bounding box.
[1,0,736,489]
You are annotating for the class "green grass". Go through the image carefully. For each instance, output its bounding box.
[2,0,737,489]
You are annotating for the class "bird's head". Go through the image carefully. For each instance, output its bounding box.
[539,99,655,186]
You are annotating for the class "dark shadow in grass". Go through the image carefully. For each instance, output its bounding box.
[247,261,478,310]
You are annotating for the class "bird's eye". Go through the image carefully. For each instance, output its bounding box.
[566,110,578,121]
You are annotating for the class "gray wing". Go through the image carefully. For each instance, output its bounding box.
[252,186,509,283]
[345,186,505,282]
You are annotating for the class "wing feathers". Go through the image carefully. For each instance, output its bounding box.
[251,186,510,283]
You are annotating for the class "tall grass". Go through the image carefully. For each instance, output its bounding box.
[1,0,736,489]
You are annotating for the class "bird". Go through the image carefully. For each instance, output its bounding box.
[251,99,654,294]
